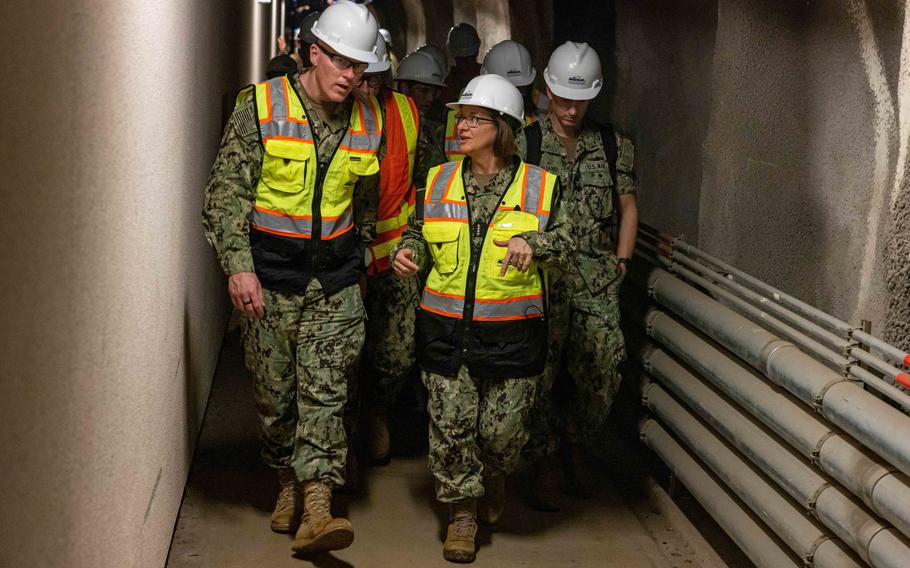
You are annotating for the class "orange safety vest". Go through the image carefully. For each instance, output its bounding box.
[368,90,419,274]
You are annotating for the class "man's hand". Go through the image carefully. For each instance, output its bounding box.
[229,272,265,319]
[494,236,533,276]
[276,35,288,54]
[393,248,419,278]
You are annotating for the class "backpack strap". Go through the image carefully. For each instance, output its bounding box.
[523,120,543,166]
[598,123,622,241]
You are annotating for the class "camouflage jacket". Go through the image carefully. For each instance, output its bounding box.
[202,72,380,277]
[394,157,573,273]
[414,114,447,189]
[517,114,637,299]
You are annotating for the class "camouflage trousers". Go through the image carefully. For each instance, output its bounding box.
[423,365,539,503]
[524,285,626,459]
[363,270,419,412]
[241,280,365,488]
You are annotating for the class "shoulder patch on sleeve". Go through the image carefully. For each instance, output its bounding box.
[233,99,259,138]
[616,134,635,173]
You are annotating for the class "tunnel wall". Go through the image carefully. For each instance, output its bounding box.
[0,1,247,566]
[609,0,910,343]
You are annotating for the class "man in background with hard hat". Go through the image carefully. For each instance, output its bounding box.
[481,40,541,124]
[396,50,448,186]
[442,22,481,108]
[518,41,639,511]
[352,36,424,466]
[202,0,383,554]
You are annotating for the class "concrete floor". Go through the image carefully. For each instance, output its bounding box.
[166,327,699,568]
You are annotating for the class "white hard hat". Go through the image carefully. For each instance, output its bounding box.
[446,74,524,123]
[446,23,480,58]
[396,51,447,87]
[311,0,379,63]
[298,11,320,44]
[365,34,391,74]
[481,40,536,87]
[378,28,392,46]
[416,44,449,80]
[543,41,603,100]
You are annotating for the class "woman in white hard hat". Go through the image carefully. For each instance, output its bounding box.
[392,74,573,564]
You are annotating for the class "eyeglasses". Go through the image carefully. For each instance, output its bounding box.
[358,75,384,88]
[454,113,497,128]
[315,42,369,74]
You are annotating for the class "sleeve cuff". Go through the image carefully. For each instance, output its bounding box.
[222,251,255,276]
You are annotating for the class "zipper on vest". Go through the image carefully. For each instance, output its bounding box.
[291,79,353,269]
[458,158,522,358]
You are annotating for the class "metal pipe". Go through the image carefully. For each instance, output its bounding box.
[669,248,849,353]
[669,262,849,370]
[644,308,910,539]
[643,349,910,565]
[645,267,910,480]
[640,419,804,568]
[851,349,910,386]
[853,330,910,370]
[640,226,852,336]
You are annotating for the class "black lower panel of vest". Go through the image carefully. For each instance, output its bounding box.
[250,229,362,296]
[416,310,547,379]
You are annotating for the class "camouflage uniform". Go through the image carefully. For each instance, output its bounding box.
[395,162,572,502]
[203,73,379,488]
[518,114,636,455]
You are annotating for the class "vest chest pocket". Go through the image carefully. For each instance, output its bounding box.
[423,223,461,274]
[488,211,540,279]
[261,139,312,193]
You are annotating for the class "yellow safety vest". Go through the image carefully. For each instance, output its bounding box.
[420,159,556,321]
[244,75,382,293]
[369,90,419,274]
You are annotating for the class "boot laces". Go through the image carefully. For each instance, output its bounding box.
[452,510,475,537]
[306,483,332,517]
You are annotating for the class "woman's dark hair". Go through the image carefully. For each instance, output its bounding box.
[492,114,519,159]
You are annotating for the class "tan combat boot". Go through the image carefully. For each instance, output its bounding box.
[443,499,477,563]
[291,480,354,554]
[478,475,505,526]
[270,467,298,533]
[366,412,391,466]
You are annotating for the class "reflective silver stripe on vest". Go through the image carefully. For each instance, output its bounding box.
[520,165,550,229]
[341,98,381,152]
[424,162,468,220]
[251,209,313,237]
[420,287,464,317]
[473,296,545,320]
[259,77,314,142]
[323,207,354,237]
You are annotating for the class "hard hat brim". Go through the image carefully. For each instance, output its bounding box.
[445,101,523,123]
[365,59,391,74]
[544,71,602,101]
[399,76,447,87]
[311,28,380,63]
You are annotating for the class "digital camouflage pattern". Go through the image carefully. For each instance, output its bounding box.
[364,270,419,411]
[423,366,538,503]
[518,114,636,457]
[413,114,447,189]
[241,282,365,488]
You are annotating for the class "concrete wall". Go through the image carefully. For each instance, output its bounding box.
[0,1,247,566]
[608,0,910,345]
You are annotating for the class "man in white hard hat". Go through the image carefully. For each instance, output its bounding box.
[202,0,383,554]
[481,39,549,123]
[352,36,426,467]
[396,50,448,183]
[518,41,639,511]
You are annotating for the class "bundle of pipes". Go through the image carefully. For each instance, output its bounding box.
[625,231,910,568]
[636,224,910,399]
